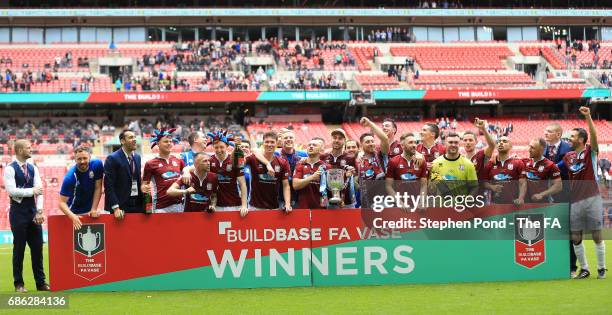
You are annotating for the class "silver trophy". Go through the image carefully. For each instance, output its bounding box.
[78,226,101,258]
[327,168,345,205]
[519,224,541,246]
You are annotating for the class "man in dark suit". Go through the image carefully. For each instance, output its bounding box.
[104,129,144,219]
[544,122,576,277]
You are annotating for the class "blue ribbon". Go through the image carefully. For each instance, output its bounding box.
[319,164,327,198]
[347,174,355,204]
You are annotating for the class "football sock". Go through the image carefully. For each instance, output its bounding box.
[573,241,589,271]
[595,241,606,270]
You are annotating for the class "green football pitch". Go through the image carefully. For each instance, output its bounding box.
[0,242,609,314]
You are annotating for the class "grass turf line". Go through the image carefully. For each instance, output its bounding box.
[0,242,609,314]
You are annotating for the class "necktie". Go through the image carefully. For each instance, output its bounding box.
[128,155,135,175]
[22,164,28,182]
[548,145,557,160]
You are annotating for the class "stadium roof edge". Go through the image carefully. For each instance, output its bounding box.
[0,8,611,18]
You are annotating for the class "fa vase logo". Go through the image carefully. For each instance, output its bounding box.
[73,223,107,281]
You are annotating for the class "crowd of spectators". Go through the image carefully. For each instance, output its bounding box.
[387,64,418,83]
[419,1,464,8]
[125,114,242,144]
[137,40,242,73]
[367,28,415,43]
[274,38,357,71]
[0,118,109,153]
[558,39,611,70]
[270,71,346,90]
[1,68,57,92]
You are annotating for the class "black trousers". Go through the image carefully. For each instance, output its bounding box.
[122,196,144,213]
[9,211,46,287]
[570,241,577,272]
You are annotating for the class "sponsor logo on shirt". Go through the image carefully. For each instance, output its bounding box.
[217,174,230,182]
[258,174,277,182]
[569,163,584,173]
[400,173,417,181]
[526,172,541,180]
[161,171,179,179]
[493,173,512,181]
[191,194,209,202]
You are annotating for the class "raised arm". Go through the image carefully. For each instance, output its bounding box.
[476,118,495,158]
[361,117,389,155]
[579,106,598,153]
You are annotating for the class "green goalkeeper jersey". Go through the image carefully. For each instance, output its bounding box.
[429,154,478,196]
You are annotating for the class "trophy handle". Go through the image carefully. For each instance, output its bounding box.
[95,232,101,250]
[77,233,84,250]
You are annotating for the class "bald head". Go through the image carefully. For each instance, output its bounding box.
[14,139,32,161]
[14,139,29,152]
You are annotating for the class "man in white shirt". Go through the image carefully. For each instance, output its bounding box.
[2,139,49,292]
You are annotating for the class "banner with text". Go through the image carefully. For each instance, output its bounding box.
[48,206,568,292]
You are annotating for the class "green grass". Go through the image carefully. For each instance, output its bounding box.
[0,242,609,314]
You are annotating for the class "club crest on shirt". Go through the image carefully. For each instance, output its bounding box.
[158,163,163,167]
[459,164,464,171]
[394,147,400,154]
[172,161,177,167]
[340,160,346,167]
[226,165,232,172]
[274,165,281,172]
[89,171,94,179]
[206,183,212,190]
[434,152,440,158]
[538,165,544,172]
[211,162,216,168]
[399,164,404,169]
[508,164,514,170]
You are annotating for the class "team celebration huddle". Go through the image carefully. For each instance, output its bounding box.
[3,106,607,293]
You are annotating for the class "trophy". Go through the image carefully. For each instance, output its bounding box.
[519,224,541,246]
[327,168,345,205]
[78,226,101,258]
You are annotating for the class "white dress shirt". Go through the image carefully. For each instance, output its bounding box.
[3,160,44,210]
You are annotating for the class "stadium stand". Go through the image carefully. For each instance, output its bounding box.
[1,40,611,92]
[389,45,513,70]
